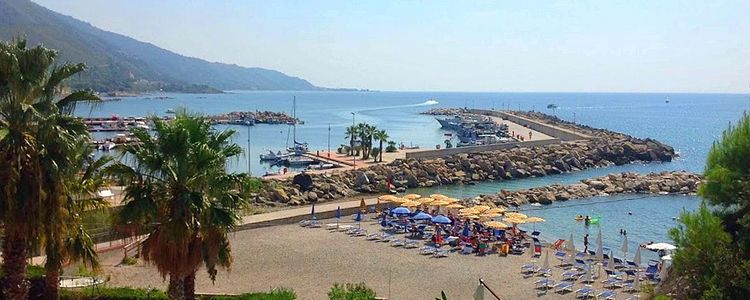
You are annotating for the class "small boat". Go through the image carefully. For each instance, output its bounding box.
[307,163,336,170]
[98,141,117,151]
[281,156,316,166]
[260,150,285,162]
[166,108,175,114]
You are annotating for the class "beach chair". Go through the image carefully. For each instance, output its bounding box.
[574,286,596,299]
[379,233,394,243]
[433,248,449,258]
[561,269,581,281]
[597,290,616,300]
[555,250,567,263]
[536,267,552,277]
[366,233,380,240]
[604,269,625,281]
[352,228,367,236]
[338,224,353,232]
[622,281,640,293]
[326,223,339,230]
[391,239,405,247]
[551,239,565,250]
[419,246,437,255]
[404,240,419,249]
[626,260,638,268]
[521,263,538,274]
[461,246,474,255]
[534,278,555,290]
[309,220,321,228]
[553,282,573,294]
[601,277,623,289]
[298,220,311,227]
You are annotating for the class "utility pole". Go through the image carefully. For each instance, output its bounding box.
[246,123,251,176]
[573,112,576,123]
[351,112,356,169]
[327,123,331,158]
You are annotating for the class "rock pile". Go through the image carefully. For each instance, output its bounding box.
[469,171,702,207]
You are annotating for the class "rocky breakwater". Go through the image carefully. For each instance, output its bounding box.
[470,171,702,207]
[252,111,678,207]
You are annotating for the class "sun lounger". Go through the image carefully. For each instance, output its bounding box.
[308,220,321,228]
[298,220,311,227]
[366,233,380,240]
[419,246,437,255]
[379,233,394,242]
[404,240,419,248]
[433,248,449,258]
[561,270,582,281]
[352,228,367,236]
[534,278,555,289]
[326,223,339,230]
[597,290,616,300]
[601,278,623,289]
[626,296,641,300]
[391,239,405,247]
[338,225,354,232]
[536,267,552,277]
[574,286,595,299]
[461,246,474,255]
[553,282,573,294]
[622,281,640,293]
[521,263,538,274]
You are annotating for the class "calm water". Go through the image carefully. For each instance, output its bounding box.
[76,91,748,251]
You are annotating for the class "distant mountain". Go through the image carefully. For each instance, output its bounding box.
[0,0,321,93]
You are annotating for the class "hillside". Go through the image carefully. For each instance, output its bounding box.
[0,0,320,92]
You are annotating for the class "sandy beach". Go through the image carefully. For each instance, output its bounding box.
[94,215,642,300]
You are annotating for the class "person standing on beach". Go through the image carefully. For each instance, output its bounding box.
[583,234,590,253]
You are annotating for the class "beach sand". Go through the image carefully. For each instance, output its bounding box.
[96,217,640,300]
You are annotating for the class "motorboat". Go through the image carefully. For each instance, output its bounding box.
[307,163,336,170]
[280,156,316,167]
[260,150,287,162]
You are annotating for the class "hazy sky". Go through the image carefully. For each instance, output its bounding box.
[35,0,750,93]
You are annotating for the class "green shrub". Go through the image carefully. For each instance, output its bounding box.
[385,141,397,152]
[328,283,376,300]
[120,255,138,266]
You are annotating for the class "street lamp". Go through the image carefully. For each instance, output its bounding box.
[351,112,356,169]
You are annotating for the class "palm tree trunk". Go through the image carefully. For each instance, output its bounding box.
[379,140,384,162]
[44,267,60,300]
[168,274,186,300]
[2,232,30,300]
[183,272,196,300]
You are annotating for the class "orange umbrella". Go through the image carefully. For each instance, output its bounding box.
[378,195,398,201]
[403,194,422,200]
[484,221,510,229]
[446,203,465,209]
[505,212,528,219]
[473,205,491,212]
[486,207,507,214]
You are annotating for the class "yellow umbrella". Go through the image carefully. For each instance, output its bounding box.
[443,198,459,203]
[359,199,367,213]
[416,197,434,204]
[465,215,481,220]
[486,207,507,214]
[503,217,527,224]
[431,200,450,206]
[525,217,546,223]
[390,198,408,204]
[400,200,420,207]
[459,208,480,215]
[403,194,422,200]
[429,194,447,199]
[473,205,491,212]
[505,212,528,219]
[378,195,398,201]
[484,221,510,229]
[445,203,465,209]
[481,213,503,218]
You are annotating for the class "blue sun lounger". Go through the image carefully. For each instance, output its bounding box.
[575,286,595,298]
[553,282,573,294]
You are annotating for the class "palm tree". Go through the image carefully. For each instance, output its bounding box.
[345,125,358,156]
[107,112,247,300]
[374,129,389,162]
[42,141,111,300]
[0,39,99,299]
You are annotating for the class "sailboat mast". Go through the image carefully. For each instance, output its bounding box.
[292,96,296,144]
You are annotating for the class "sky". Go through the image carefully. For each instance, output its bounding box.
[34,0,750,93]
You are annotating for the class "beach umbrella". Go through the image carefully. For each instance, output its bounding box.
[378,195,398,201]
[336,206,341,219]
[430,194,447,199]
[390,197,408,204]
[431,215,452,224]
[474,205,491,212]
[416,197,434,204]
[359,199,367,213]
[659,262,669,281]
[391,207,411,216]
[431,200,450,206]
[645,243,677,251]
[633,269,641,290]
[403,193,421,200]
[505,212,528,219]
[462,222,471,236]
[446,203,465,209]
[542,249,550,269]
[355,211,362,222]
[465,215,481,220]
[480,212,503,219]
[473,281,485,300]
[486,207,507,214]
[607,251,615,270]
[484,221,509,229]
[525,217,545,223]
[567,233,576,252]
[503,217,526,224]
[412,212,433,220]
[634,246,642,267]
[596,227,604,261]
[310,204,316,220]
[400,200,420,207]
[444,198,460,203]
[621,234,629,258]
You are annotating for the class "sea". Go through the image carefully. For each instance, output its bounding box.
[75,91,749,260]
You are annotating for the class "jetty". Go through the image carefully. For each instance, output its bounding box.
[82,110,302,132]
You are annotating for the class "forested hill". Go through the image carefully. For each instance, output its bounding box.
[0,0,321,93]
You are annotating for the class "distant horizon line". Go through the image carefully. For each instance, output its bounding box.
[221,89,749,95]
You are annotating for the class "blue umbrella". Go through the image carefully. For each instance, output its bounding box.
[412,212,433,220]
[311,204,316,220]
[431,215,452,224]
[336,206,341,219]
[462,222,470,237]
[391,207,411,216]
[354,211,362,222]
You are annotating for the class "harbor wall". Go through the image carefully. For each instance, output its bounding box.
[405,138,561,160]
[468,109,591,141]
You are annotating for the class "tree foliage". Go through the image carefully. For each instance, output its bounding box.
[327,283,376,300]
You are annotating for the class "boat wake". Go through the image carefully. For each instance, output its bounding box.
[356,100,439,113]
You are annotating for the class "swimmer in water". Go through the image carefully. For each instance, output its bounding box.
[628,211,632,215]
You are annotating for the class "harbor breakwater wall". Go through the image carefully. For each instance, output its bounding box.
[405,138,561,160]
[465,171,702,208]
[253,111,678,207]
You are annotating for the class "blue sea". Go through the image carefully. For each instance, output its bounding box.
[75,91,749,258]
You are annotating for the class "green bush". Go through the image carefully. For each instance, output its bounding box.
[385,141,397,152]
[328,283,376,300]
